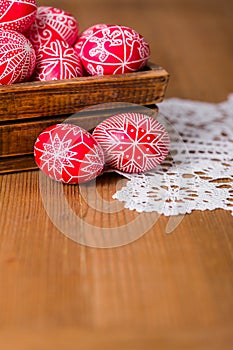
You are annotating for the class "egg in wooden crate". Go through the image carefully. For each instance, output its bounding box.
[34,39,84,81]
[27,6,79,51]
[0,0,37,33]
[79,25,150,76]
[0,29,36,85]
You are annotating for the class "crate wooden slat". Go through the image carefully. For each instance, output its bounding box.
[0,62,168,174]
[0,104,158,159]
[0,155,38,174]
[0,63,168,122]
[0,104,158,173]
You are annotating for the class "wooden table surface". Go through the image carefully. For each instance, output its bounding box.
[0,0,233,349]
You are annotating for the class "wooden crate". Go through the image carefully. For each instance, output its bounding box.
[0,63,169,174]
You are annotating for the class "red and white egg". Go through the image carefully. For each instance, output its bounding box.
[93,113,170,173]
[27,6,79,52]
[0,29,36,85]
[34,39,84,81]
[0,0,37,33]
[34,123,105,184]
[79,25,150,76]
[74,23,108,56]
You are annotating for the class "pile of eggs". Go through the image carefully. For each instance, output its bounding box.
[0,0,150,84]
[0,1,170,182]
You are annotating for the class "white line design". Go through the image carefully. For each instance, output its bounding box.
[80,25,150,75]
[35,40,83,80]
[93,113,170,173]
[0,0,37,32]
[34,124,105,184]
[28,6,78,50]
[0,30,35,84]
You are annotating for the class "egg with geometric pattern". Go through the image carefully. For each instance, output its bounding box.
[0,29,36,85]
[93,113,170,173]
[27,6,79,52]
[34,124,105,184]
[79,25,150,76]
[34,39,84,81]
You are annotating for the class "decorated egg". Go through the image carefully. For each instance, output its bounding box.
[79,25,150,75]
[0,0,37,33]
[0,29,36,85]
[93,113,170,173]
[34,39,84,81]
[34,123,105,184]
[27,6,79,51]
[74,23,108,56]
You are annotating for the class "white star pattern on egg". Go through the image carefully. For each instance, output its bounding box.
[34,124,105,184]
[93,113,170,173]
[40,133,78,175]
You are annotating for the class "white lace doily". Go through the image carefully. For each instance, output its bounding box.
[113,94,233,216]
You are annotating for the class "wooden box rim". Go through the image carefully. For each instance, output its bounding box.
[0,62,168,93]
[0,62,169,123]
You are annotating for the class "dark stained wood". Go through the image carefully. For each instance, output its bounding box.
[0,63,168,121]
[0,155,37,173]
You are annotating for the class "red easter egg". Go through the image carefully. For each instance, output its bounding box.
[80,25,150,76]
[74,24,108,56]
[27,6,79,51]
[34,124,105,184]
[0,29,36,85]
[34,39,84,81]
[93,113,170,173]
[0,0,37,33]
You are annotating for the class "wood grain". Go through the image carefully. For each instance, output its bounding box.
[0,0,233,349]
[0,63,168,121]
